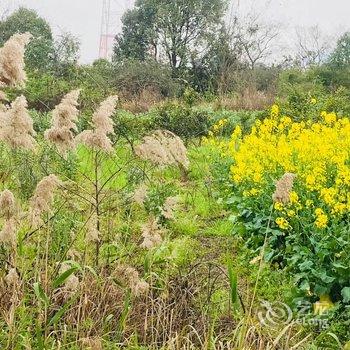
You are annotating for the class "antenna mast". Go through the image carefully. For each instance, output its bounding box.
[98,0,133,60]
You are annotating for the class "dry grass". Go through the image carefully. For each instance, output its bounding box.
[215,87,275,111]
[121,88,163,114]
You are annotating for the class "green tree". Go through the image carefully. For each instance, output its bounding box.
[0,7,54,70]
[113,0,227,76]
[114,2,158,61]
[53,32,80,65]
[329,32,350,68]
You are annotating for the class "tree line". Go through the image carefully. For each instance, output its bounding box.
[1,3,350,101]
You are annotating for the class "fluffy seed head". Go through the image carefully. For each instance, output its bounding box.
[4,268,20,286]
[0,90,7,101]
[45,89,81,154]
[59,262,79,292]
[28,174,62,227]
[76,95,118,152]
[140,217,163,249]
[135,130,189,170]
[161,196,178,220]
[86,213,101,243]
[0,189,16,219]
[92,95,118,134]
[132,183,148,205]
[0,33,32,87]
[272,173,296,204]
[0,95,36,150]
[115,265,149,297]
[0,217,17,245]
[80,338,103,350]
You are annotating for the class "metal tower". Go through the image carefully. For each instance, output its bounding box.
[98,0,133,60]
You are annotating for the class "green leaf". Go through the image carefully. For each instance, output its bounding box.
[52,267,77,289]
[117,290,131,339]
[332,262,347,270]
[299,260,313,271]
[227,259,239,313]
[299,279,310,292]
[35,320,45,350]
[341,287,350,303]
[105,314,114,323]
[33,282,49,305]
[48,296,77,326]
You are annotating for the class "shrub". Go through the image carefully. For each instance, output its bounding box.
[113,110,155,149]
[153,101,211,141]
[278,86,350,121]
[113,59,180,99]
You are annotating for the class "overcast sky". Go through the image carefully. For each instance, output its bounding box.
[1,0,349,63]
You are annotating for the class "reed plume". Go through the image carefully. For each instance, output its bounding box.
[86,213,101,243]
[161,196,178,220]
[0,189,16,219]
[272,173,296,204]
[59,262,79,292]
[140,217,163,249]
[77,95,118,152]
[0,218,17,245]
[0,95,36,150]
[132,183,148,205]
[45,89,81,155]
[115,265,149,297]
[0,33,32,87]
[28,174,62,227]
[135,130,189,170]
[4,268,19,286]
[0,190,18,245]
[0,90,7,101]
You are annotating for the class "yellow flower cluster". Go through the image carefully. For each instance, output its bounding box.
[202,119,229,148]
[315,208,328,229]
[226,105,350,229]
[213,118,229,131]
[276,217,289,230]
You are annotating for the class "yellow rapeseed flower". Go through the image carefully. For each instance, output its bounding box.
[276,217,289,230]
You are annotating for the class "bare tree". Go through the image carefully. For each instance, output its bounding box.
[232,14,280,69]
[295,25,332,68]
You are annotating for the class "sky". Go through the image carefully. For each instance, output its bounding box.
[0,0,349,63]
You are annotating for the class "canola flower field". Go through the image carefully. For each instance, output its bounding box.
[205,105,350,312]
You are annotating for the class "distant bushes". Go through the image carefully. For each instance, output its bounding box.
[153,101,211,141]
[113,59,180,99]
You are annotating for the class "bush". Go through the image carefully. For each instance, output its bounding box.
[278,86,350,121]
[113,59,180,99]
[113,110,155,149]
[208,109,266,136]
[153,101,211,141]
